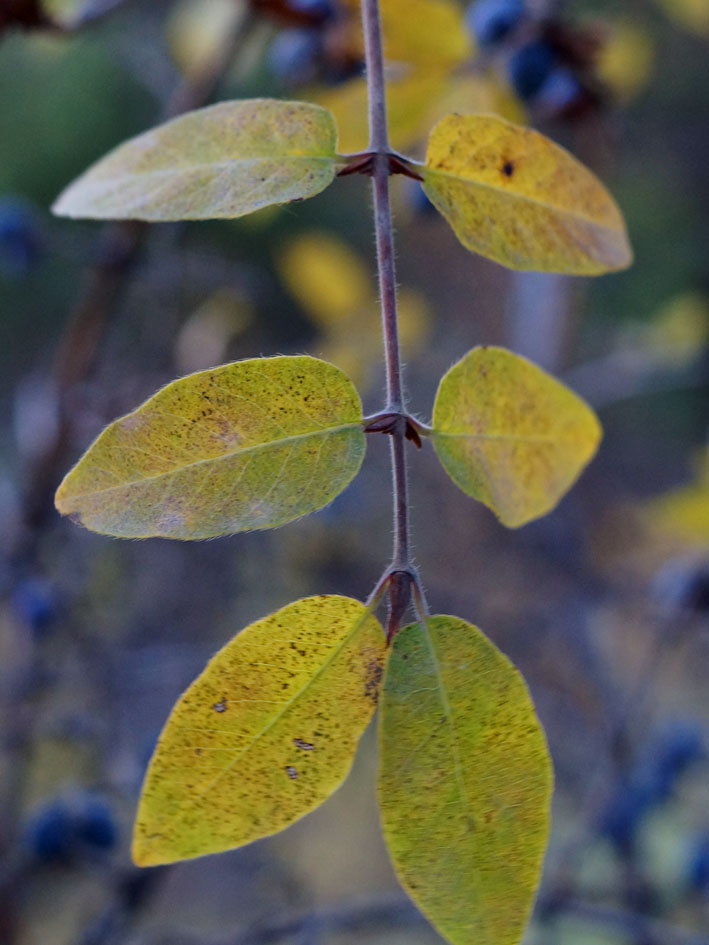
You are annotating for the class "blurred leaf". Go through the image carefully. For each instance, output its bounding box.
[644,450,709,547]
[318,72,449,155]
[378,0,472,68]
[431,346,602,528]
[52,100,339,221]
[597,21,655,103]
[645,292,709,368]
[133,595,384,865]
[654,0,709,37]
[278,232,430,389]
[55,356,365,538]
[166,0,246,77]
[379,614,552,945]
[340,0,472,68]
[278,231,371,327]
[174,288,255,374]
[422,113,633,274]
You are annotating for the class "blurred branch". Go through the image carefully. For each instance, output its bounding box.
[546,897,709,945]
[0,9,259,944]
[155,895,425,945]
[17,3,257,549]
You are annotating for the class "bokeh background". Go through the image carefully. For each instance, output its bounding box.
[1,0,709,942]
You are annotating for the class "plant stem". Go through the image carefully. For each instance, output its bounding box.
[361,0,412,577]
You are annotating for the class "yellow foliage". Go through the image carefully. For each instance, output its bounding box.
[645,450,709,547]
[166,0,246,77]
[432,346,602,528]
[379,615,552,945]
[597,22,655,103]
[646,292,709,368]
[655,0,709,37]
[52,100,338,221]
[278,232,430,389]
[422,113,633,274]
[278,232,371,326]
[55,356,365,538]
[133,595,385,865]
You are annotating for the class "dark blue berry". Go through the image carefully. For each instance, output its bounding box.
[466,0,524,48]
[0,196,43,278]
[76,795,118,850]
[507,40,557,101]
[24,803,76,862]
[267,28,322,84]
[12,577,56,634]
[653,558,709,612]
[287,0,335,23]
[688,833,709,892]
[652,720,704,797]
[534,67,585,114]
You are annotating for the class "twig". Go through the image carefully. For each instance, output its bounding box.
[156,895,425,945]
[361,0,414,639]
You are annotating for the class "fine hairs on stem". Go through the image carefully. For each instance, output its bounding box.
[360,0,421,631]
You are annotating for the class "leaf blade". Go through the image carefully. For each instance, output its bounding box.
[431,346,601,527]
[52,99,338,221]
[423,113,632,274]
[378,615,552,945]
[55,356,365,538]
[133,595,385,866]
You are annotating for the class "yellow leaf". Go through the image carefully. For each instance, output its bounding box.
[431,346,602,527]
[422,113,633,274]
[52,100,338,221]
[378,0,472,69]
[278,232,371,327]
[644,449,709,547]
[339,0,472,68]
[654,0,709,37]
[55,356,365,538]
[597,22,654,103]
[166,0,246,77]
[318,72,449,155]
[133,595,385,865]
[379,615,552,945]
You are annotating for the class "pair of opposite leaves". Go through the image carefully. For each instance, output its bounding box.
[53,98,633,275]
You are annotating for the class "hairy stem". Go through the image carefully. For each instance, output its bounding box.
[361,0,412,583]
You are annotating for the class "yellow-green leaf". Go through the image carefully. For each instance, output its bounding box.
[52,100,338,221]
[431,346,601,527]
[378,615,552,945]
[55,356,365,538]
[133,595,385,866]
[422,113,633,274]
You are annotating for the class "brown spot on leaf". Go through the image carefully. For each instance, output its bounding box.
[285,766,298,779]
[364,660,383,704]
[213,697,227,713]
[502,160,515,177]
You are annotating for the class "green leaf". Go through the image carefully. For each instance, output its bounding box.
[55,356,365,538]
[52,99,338,221]
[431,346,601,527]
[422,113,633,274]
[378,615,552,945]
[133,595,385,866]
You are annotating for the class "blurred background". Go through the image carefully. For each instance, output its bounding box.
[1,0,709,942]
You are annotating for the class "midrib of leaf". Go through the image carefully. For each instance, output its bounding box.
[62,423,362,501]
[416,617,491,940]
[424,166,620,231]
[418,619,474,845]
[95,154,337,182]
[156,605,378,835]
